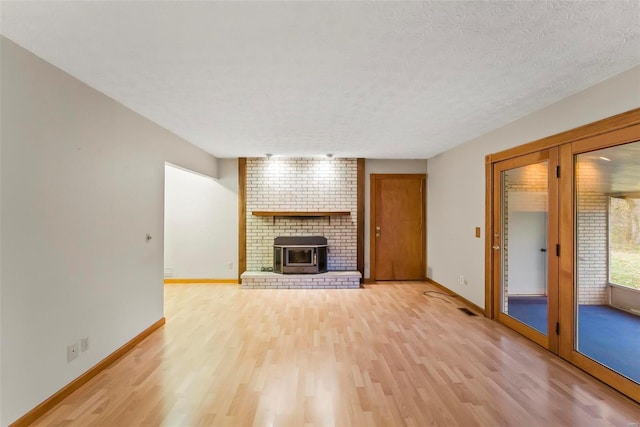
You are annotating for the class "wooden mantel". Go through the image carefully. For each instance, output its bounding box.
[252,211,350,217]
[252,211,350,224]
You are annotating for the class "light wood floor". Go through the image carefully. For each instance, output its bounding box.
[34,283,640,426]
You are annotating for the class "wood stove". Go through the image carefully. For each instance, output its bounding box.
[273,236,328,274]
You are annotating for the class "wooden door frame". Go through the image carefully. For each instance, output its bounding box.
[370,173,426,282]
[485,108,640,403]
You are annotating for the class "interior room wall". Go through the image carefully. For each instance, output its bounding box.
[427,65,640,309]
[164,160,238,279]
[0,37,217,426]
[364,159,428,279]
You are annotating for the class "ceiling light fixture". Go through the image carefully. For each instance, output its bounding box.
[599,156,611,161]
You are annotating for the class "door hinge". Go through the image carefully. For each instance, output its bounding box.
[556,165,560,178]
[555,244,560,257]
[555,322,560,335]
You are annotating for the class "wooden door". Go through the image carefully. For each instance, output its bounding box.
[558,128,640,402]
[491,149,559,353]
[371,174,426,281]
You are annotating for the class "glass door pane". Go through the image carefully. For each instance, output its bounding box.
[501,162,549,335]
[574,140,640,385]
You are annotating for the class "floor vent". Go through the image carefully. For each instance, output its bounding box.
[458,307,478,316]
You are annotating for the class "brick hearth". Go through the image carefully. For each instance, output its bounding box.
[240,271,361,289]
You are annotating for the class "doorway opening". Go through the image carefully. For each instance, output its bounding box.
[163,162,238,284]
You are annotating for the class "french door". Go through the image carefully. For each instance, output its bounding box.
[492,149,559,353]
[487,109,640,403]
[558,126,640,402]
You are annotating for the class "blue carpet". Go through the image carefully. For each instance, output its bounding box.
[508,297,640,384]
[577,305,640,383]
[508,296,548,334]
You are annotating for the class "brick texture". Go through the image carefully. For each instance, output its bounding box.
[576,163,609,305]
[240,271,361,289]
[246,157,358,272]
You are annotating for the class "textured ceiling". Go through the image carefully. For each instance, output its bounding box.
[1,1,639,159]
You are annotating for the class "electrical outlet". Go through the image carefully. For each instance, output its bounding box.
[459,275,464,285]
[227,262,233,270]
[67,342,79,362]
[81,336,89,352]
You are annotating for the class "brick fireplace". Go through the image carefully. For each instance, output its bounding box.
[241,157,361,288]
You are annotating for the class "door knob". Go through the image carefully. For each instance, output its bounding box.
[376,233,380,237]
[492,245,500,250]
[376,226,381,231]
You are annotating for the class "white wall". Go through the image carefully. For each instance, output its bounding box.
[427,65,640,308]
[164,160,238,279]
[364,159,428,278]
[0,37,217,426]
